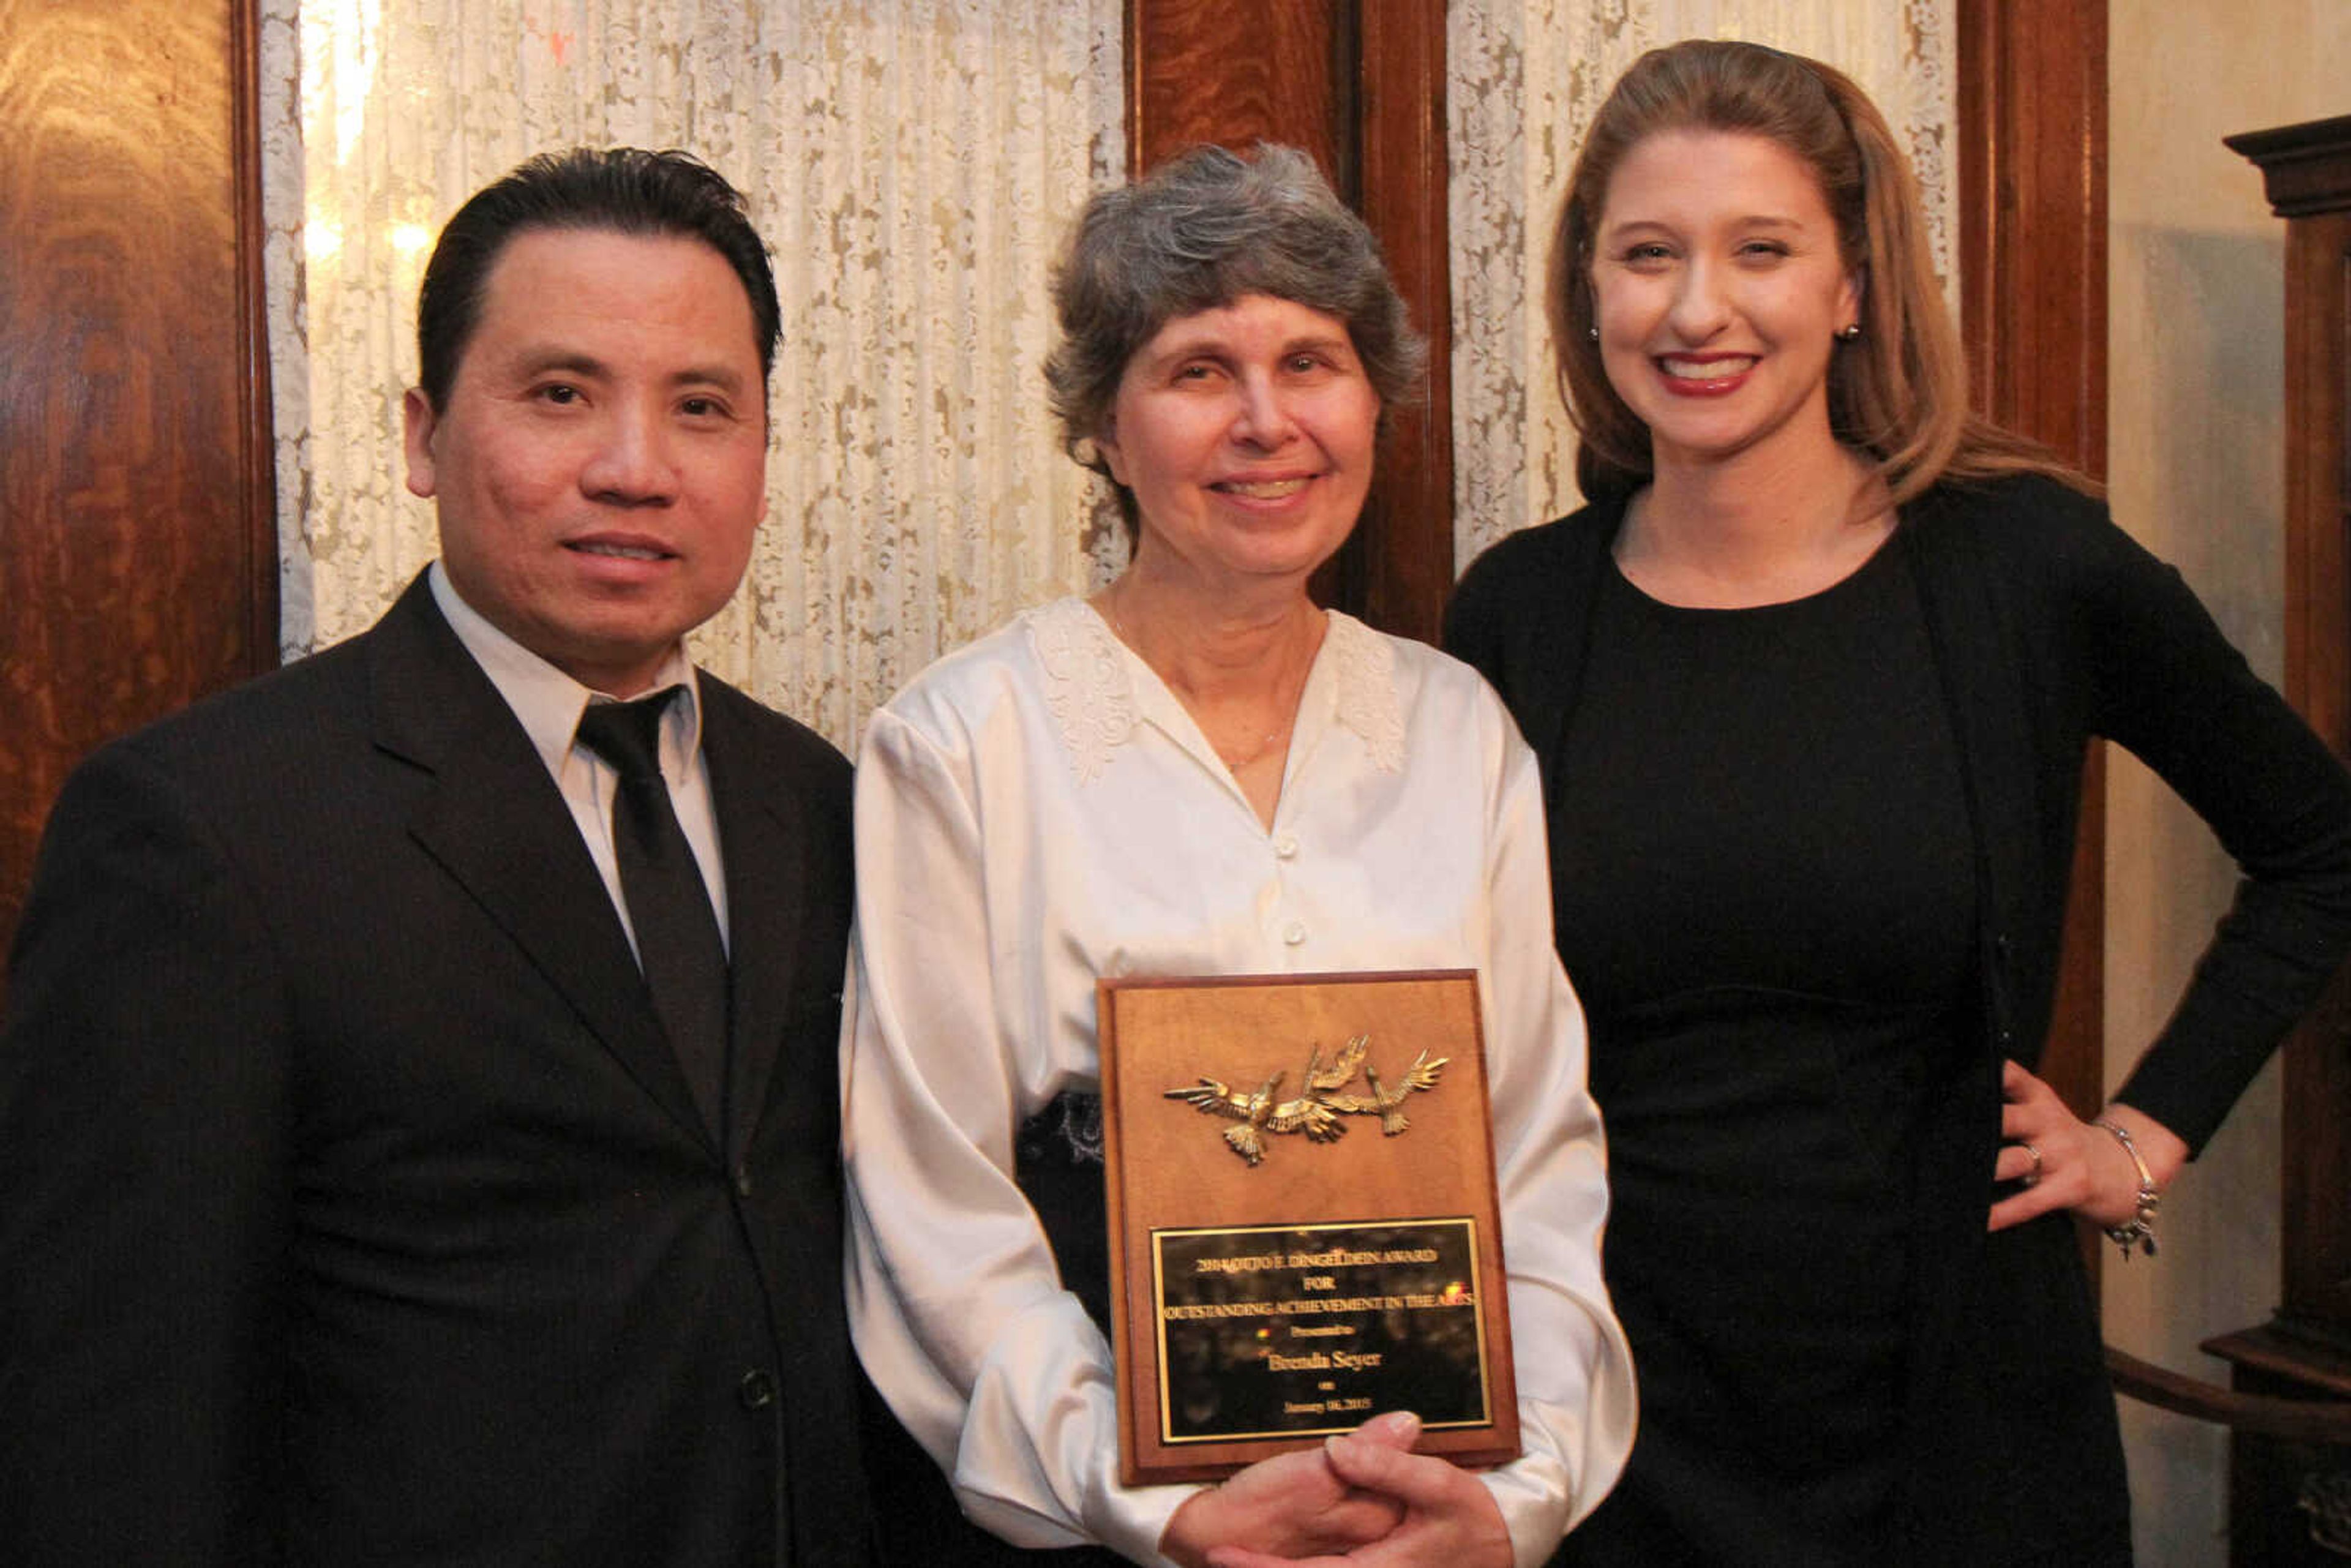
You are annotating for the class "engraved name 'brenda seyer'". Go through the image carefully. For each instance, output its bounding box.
[1265,1351,1386,1372]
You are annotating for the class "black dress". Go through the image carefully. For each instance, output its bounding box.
[1547,545,1974,1566]
[1450,476,2351,1564]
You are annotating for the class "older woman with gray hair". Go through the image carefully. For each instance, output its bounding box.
[842,144,1634,1567]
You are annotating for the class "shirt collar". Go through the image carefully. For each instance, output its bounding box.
[1026,597,1403,786]
[429,561,704,782]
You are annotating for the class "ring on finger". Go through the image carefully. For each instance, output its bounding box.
[2021,1141,2043,1187]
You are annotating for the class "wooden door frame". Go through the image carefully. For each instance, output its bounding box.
[1955,0,2109,1139]
[0,0,279,961]
[1125,0,1453,644]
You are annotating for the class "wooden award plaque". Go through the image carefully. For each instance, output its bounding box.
[1096,969,1519,1485]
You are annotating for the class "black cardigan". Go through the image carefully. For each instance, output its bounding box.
[1445,473,2351,1565]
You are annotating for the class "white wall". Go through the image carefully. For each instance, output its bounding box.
[2105,4,2351,1562]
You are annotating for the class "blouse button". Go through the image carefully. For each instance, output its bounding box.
[1282,920,1308,946]
[1273,833,1299,859]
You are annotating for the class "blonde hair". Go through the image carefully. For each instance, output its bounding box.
[1548,39,2086,505]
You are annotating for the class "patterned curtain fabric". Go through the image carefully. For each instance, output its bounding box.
[1448,1,1957,568]
[259,0,1124,749]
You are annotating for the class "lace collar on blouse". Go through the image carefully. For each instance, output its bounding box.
[1025,596,1406,784]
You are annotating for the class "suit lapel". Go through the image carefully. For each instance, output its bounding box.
[365,577,717,1153]
[700,683,807,1158]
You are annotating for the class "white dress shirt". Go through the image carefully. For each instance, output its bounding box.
[841,596,1635,1567]
[429,563,730,951]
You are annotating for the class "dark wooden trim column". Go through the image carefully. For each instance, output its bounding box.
[2235,116,2351,1339]
[1125,0,1452,643]
[1127,0,1343,175]
[1957,0,2109,479]
[2200,135,2351,1529]
[0,0,280,958]
[1344,2,1452,646]
[1956,0,2109,1133]
[230,0,282,670]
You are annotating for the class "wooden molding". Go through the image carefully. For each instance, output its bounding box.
[2226,117,2351,1338]
[1123,0,1452,643]
[1957,0,2109,481]
[1341,0,1452,646]
[2276,207,2351,1332]
[232,0,282,673]
[1126,0,1342,176]
[2111,1341,2351,1444]
[1955,0,2109,1148]
[2225,113,2351,218]
[0,0,280,958]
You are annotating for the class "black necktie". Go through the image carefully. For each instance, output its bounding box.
[576,689,730,1142]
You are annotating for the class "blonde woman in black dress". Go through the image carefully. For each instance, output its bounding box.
[1447,39,2351,1568]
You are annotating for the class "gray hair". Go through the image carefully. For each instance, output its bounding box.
[1045,144,1425,500]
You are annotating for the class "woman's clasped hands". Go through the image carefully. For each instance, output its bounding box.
[1161,1411,1514,1568]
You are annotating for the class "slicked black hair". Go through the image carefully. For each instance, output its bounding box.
[414,147,779,410]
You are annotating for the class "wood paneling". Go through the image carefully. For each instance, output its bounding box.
[1341,2,1451,647]
[1127,0,1343,176]
[2276,201,2351,1335]
[0,0,277,953]
[1957,0,2109,480]
[2226,115,2351,1346]
[1955,0,2108,1136]
[1124,0,1453,645]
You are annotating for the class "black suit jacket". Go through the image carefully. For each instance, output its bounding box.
[1,574,872,1566]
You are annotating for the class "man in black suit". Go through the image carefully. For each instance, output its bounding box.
[0,149,871,1566]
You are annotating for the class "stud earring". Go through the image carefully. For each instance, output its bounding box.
[1837,323,1862,341]
[1588,325,1600,341]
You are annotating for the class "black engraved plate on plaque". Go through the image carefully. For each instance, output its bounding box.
[1152,1218,1490,1444]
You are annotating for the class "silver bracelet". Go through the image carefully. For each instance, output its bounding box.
[2093,1118,2160,1260]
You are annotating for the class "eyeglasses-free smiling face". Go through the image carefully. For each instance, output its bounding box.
[1589,128,1861,476]
[1095,293,1380,595]
[402,227,770,697]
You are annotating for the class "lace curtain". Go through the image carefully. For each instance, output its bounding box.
[258,0,1123,748]
[1448,0,1957,566]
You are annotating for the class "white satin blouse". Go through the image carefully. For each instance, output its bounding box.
[841,598,1635,1566]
